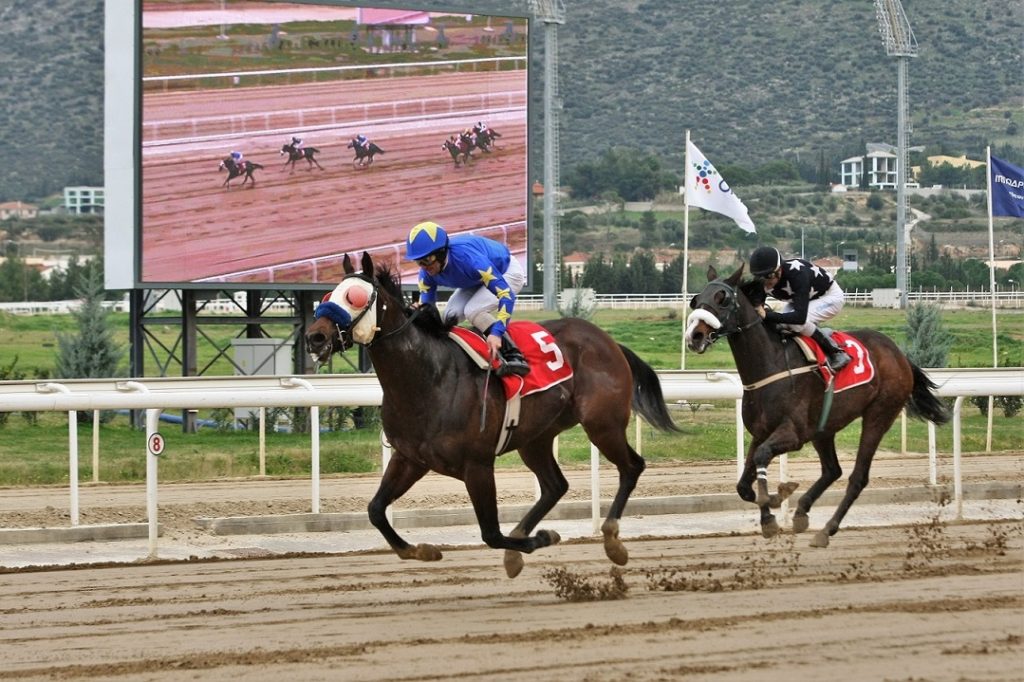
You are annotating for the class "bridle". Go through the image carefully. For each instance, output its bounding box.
[316,275,423,357]
[690,280,761,344]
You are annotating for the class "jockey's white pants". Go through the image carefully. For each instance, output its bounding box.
[777,282,845,337]
[445,255,526,334]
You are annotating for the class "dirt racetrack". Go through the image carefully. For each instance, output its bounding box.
[1,452,1022,681]
[1,520,1021,681]
[141,71,527,285]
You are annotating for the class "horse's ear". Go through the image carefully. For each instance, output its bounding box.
[361,252,373,276]
[342,254,355,275]
[689,294,699,310]
[706,265,718,281]
[725,263,745,286]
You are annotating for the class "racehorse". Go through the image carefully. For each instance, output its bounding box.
[346,138,385,168]
[219,157,264,188]
[280,143,324,172]
[472,125,501,151]
[684,264,950,547]
[305,252,680,578]
[442,137,473,166]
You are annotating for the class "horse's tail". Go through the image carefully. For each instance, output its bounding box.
[308,147,320,154]
[374,145,384,154]
[251,163,265,169]
[619,344,679,432]
[906,363,951,425]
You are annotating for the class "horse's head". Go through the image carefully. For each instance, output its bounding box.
[684,264,753,353]
[280,144,291,155]
[305,253,377,364]
[347,140,355,149]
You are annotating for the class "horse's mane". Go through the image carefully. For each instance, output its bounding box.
[738,278,767,308]
[372,262,455,337]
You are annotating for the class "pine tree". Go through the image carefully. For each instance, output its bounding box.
[55,268,124,382]
[902,304,953,368]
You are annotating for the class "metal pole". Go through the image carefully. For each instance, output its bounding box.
[895,57,909,308]
[542,20,558,311]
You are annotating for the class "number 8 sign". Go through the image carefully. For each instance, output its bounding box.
[147,432,166,457]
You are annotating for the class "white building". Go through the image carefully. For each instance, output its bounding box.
[63,186,105,214]
[840,149,899,190]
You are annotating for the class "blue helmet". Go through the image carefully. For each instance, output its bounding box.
[406,221,449,260]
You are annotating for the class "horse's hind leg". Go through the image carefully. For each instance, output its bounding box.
[367,452,439,561]
[792,434,842,534]
[811,416,891,548]
[582,422,645,566]
[462,459,560,565]
[503,438,569,578]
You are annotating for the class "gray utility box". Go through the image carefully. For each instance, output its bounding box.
[232,338,293,425]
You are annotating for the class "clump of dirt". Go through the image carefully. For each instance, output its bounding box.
[541,566,629,602]
[645,536,801,592]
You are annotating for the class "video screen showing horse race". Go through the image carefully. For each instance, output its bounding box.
[139,1,529,287]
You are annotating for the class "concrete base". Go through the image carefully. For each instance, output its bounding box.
[0,523,157,545]
[193,481,1021,537]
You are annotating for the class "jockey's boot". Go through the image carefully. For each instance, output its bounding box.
[497,333,530,377]
[811,328,851,373]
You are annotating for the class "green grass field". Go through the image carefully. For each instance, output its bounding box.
[0,306,1020,486]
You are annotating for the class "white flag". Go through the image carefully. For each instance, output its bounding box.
[685,140,756,234]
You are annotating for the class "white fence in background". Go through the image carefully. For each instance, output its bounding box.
[0,368,1020,558]
[2,287,1020,316]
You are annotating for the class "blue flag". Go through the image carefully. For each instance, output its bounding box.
[991,155,1024,218]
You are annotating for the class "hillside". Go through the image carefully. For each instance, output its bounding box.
[0,0,1020,202]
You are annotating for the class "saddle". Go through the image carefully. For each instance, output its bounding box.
[449,323,574,455]
[791,331,874,392]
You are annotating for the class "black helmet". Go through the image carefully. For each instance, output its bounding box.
[749,246,782,278]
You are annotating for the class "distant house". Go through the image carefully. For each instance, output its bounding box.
[0,200,38,220]
[840,150,898,190]
[63,186,104,215]
[926,154,985,170]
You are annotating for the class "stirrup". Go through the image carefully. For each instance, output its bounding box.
[826,352,851,373]
[496,354,529,377]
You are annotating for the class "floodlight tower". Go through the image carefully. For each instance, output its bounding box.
[528,0,565,310]
[875,0,918,309]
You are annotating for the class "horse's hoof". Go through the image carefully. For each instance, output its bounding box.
[604,539,629,566]
[504,550,524,579]
[399,543,442,561]
[537,529,561,548]
[777,481,800,499]
[810,531,830,548]
[792,511,810,534]
[761,517,780,538]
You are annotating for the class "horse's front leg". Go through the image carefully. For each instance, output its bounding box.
[748,428,802,538]
[367,452,438,561]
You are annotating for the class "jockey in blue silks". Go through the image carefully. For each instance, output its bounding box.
[406,221,529,377]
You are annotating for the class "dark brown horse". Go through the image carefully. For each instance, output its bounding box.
[685,264,949,547]
[305,253,678,577]
[280,143,324,172]
[346,138,385,168]
[218,157,264,188]
[442,137,473,166]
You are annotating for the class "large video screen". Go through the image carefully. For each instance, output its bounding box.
[138,0,529,288]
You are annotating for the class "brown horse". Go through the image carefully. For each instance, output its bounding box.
[305,253,679,577]
[219,157,263,188]
[685,264,950,547]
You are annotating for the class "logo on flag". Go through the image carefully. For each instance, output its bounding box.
[685,140,756,234]
[991,155,1024,218]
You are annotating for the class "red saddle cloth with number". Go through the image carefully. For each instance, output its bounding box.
[805,331,875,392]
[449,322,574,399]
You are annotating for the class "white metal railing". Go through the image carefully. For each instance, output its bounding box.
[2,288,1019,316]
[0,368,1020,557]
[516,288,1023,310]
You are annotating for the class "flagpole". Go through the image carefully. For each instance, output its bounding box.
[985,146,997,449]
[681,129,691,369]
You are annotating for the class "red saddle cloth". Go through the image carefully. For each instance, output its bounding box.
[806,331,875,392]
[449,322,574,399]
